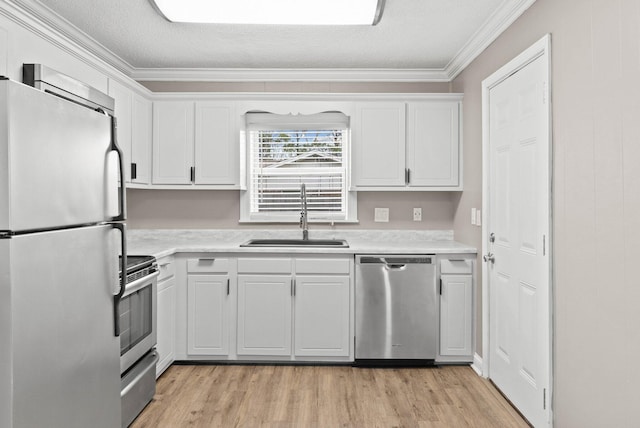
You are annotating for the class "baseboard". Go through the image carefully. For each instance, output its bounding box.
[471,353,483,376]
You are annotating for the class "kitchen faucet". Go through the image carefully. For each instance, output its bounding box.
[300,183,309,240]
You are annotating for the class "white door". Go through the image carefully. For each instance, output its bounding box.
[187,274,230,356]
[352,102,406,187]
[152,101,195,184]
[484,36,551,427]
[194,102,239,185]
[406,100,460,187]
[237,275,292,356]
[294,275,350,357]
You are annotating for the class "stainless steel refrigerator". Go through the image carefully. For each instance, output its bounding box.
[0,65,127,428]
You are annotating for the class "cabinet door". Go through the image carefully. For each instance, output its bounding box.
[108,79,132,182]
[131,94,152,184]
[156,278,175,377]
[187,274,230,356]
[237,275,292,356]
[352,102,406,187]
[152,101,194,184]
[407,101,460,187]
[294,275,350,357]
[194,102,238,185]
[440,274,473,357]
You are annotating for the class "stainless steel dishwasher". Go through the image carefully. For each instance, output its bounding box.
[355,255,437,366]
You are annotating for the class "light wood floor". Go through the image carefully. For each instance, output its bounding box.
[132,364,529,428]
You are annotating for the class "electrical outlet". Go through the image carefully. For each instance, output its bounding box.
[374,208,389,222]
[471,208,477,225]
[413,207,422,221]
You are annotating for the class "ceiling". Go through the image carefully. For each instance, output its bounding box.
[28,0,535,81]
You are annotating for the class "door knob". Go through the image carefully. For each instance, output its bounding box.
[483,253,495,264]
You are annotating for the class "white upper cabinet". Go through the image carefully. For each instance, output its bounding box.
[130,95,152,184]
[108,79,133,182]
[352,102,406,187]
[352,96,463,191]
[152,100,239,187]
[194,102,239,186]
[108,79,152,185]
[152,101,195,185]
[406,100,460,188]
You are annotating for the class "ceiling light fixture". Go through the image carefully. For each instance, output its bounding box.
[149,0,386,26]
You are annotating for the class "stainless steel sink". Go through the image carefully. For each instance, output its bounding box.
[240,238,349,248]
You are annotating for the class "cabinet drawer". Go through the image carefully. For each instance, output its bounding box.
[237,258,292,274]
[440,259,472,275]
[187,257,229,273]
[157,257,175,282]
[295,258,350,275]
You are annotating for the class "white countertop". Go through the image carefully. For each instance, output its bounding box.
[127,229,477,259]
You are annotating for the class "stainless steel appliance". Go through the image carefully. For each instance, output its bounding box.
[355,255,437,366]
[120,255,159,428]
[0,65,126,428]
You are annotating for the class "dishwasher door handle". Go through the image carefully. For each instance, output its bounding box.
[384,263,407,271]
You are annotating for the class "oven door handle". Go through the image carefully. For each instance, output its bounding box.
[122,270,160,298]
[109,221,127,337]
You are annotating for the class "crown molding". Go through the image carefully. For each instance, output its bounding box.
[5,0,537,84]
[444,0,537,79]
[7,0,135,75]
[130,67,451,83]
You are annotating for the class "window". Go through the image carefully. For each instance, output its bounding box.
[241,112,356,223]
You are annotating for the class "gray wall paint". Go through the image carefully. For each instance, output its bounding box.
[127,189,455,231]
[452,0,640,425]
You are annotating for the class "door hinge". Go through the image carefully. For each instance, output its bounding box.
[542,82,547,104]
[543,235,546,256]
[543,388,546,410]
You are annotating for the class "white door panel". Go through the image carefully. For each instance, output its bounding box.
[486,45,551,427]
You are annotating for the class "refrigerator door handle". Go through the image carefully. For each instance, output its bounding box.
[109,221,127,337]
[109,115,127,221]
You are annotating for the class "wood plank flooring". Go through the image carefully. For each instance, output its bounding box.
[131,364,529,427]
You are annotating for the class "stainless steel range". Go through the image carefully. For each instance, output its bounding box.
[120,255,159,428]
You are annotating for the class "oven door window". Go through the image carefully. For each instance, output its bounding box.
[119,285,152,356]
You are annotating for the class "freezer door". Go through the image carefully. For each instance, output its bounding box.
[0,225,121,428]
[0,80,120,231]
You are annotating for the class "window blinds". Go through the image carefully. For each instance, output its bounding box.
[246,113,349,219]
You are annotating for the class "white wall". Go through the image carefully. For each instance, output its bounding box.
[452,0,640,426]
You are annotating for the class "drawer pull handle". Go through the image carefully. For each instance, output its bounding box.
[199,258,215,263]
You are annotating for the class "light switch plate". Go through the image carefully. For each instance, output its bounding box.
[374,208,389,222]
[475,209,482,226]
[471,208,477,225]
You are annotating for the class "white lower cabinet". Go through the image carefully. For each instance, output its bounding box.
[187,274,230,355]
[235,256,352,360]
[186,257,231,357]
[438,257,474,362]
[294,275,350,357]
[237,274,292,356]
[156,257,176,377]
